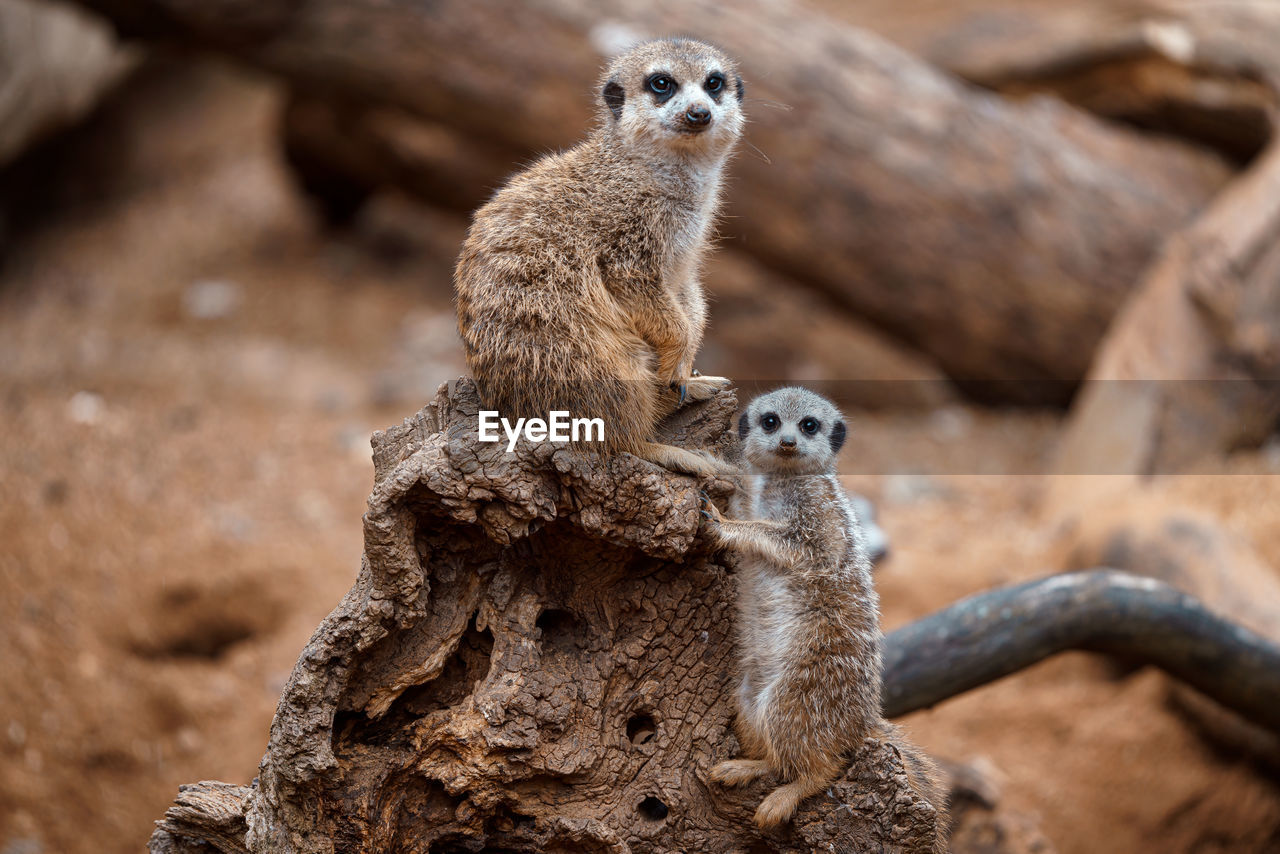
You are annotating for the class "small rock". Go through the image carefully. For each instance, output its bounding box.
[1,839,44,854]
[929,406,972,441]
[847,493,889,564]
[883,473,952,505]
[176,727,203,755]
[67,391,103,425]
[182,279,243,320]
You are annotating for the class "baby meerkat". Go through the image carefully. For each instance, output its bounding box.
[703,387,947,843]
[454,38,745,477]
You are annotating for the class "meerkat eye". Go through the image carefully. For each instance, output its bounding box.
[800,417,820,436]
[760,413,780,433]
[705,73,725,94]
[647,75,675,96]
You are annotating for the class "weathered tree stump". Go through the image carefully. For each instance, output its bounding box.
[151,379,945,853]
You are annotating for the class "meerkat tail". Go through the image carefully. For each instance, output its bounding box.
[875,721,950,852]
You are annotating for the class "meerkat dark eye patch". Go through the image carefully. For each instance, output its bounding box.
[603,80,625,120]
[646,73,677,103]
[800,417,820,436]
[705,72,726,101]
[737,412,750,440]
[734,74,745,102]
[829,420,847,454]
[760,412,780,433]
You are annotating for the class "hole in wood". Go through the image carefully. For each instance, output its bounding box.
[626,712,657,746]
[637,796,668,821]
[536,607,574,635]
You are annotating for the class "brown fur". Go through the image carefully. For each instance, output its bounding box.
[454,39,744,476]
[705,388,948,847]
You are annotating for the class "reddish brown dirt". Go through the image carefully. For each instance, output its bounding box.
[1,57,1278,854]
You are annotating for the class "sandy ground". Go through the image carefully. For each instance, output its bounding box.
[1,56,1278,854]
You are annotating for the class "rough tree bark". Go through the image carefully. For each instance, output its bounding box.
[148,382,1280,853]
[72,0,1233,393]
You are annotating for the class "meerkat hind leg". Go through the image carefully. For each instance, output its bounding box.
[635,441,735,477]
[710,759,771,787]
[754,772,833,830]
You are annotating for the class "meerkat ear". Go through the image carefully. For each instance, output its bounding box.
[738,412,750,440]
[603,80,625,120]
[829,420,847,454]
[734,74,745,102]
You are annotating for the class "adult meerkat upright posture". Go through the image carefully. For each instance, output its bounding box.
[704,388,948,845]
[454,38,744,476]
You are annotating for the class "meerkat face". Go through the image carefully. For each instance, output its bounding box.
[600,38,744,157]
[738,387,847,475]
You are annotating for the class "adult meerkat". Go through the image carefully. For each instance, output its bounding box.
[454,38,744,476]
[703,388,947,844]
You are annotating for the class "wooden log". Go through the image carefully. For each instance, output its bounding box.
[921,0,1280,470]
[1051,136,1280,478]
[920,1,1277,165]
[74,0,1232,393]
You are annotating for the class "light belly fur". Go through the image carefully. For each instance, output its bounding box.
[739,556,799,741]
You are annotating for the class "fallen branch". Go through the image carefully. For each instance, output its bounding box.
[883,569,1280,732]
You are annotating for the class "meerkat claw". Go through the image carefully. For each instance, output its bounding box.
[699,493,725,529]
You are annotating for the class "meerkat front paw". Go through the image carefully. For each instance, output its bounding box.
[681,451,737,479]
[709,758,770,787]
[684,373,731,402]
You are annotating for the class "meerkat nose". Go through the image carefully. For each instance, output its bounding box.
[779,436,797,449]
[685,105,712,125]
